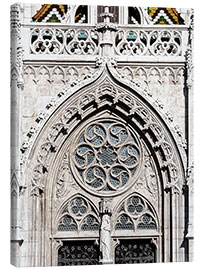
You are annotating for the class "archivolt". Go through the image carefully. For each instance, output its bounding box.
[26,63,185,199]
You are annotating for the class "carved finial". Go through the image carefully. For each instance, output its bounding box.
[100,6,113,24]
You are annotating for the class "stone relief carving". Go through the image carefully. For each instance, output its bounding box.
[55,153,78,207]
[116,65,185,87]
[134,148,158,202]
[24,65,96,87]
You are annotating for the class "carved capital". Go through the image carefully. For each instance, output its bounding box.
[99,198,112,215]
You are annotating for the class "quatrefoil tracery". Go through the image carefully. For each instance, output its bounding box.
[72,120,141,195]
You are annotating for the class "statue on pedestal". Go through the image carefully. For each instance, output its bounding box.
[99,198,113,264]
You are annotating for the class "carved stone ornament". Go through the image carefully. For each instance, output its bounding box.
[134,147,158,203]
[70,118,142,197]
[55,153,78,207]
[56,195,100,233]
[115,29,182,56]
[100,214,113,264]
[30,27,99,55]
[11,4,24,89]
[27,62,185,198]
[114,193,158,232]
[99,198,112,215]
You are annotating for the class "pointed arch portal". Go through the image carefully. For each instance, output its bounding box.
[27,63,186,266]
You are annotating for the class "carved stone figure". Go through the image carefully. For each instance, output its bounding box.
[100,214,112,263]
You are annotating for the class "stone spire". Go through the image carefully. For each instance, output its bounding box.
[95,6,117,57]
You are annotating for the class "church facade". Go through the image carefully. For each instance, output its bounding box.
[10,3,194,267]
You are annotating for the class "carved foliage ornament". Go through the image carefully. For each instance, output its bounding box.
[71,119,142,196]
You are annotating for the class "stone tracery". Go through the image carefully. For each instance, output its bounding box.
[11,3,193,267]
[72,119,141,194]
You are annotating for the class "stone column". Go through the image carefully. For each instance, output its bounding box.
[10,3,25,267]
[185,9,194,262]
[99,198,113,264]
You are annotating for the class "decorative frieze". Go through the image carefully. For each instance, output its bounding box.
[116,65,185,87]
[24,64,96,87]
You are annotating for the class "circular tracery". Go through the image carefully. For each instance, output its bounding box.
[71,119,142,196]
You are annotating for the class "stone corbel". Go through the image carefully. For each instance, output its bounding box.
[11,239,24,246]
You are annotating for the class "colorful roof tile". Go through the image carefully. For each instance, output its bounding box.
[32,4,67,22]
[148,7,184,25]
[32,4,184,25]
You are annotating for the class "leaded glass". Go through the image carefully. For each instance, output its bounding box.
[58,215,77,231]
[137,214,157,229]
[81,215,100,231]
[114,194,158,232]
[72,119,141,194]
[127,196,145,215]
[70,197,88,217]
[115,214,134,230]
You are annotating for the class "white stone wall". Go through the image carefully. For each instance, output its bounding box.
[10,3,194,267]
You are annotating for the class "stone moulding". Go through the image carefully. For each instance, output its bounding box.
[25,59,186,199]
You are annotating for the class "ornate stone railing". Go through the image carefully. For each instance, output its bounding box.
[25,23,188,58]
[30,26,99,55]
[115,29,182,56]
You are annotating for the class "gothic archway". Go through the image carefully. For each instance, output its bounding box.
[26,63,186,266]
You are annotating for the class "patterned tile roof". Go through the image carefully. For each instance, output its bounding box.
[32,4,184,24]
[148,7,184,24]
[32,4,67,22]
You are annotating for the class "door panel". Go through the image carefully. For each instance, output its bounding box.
[58,240,99,266]
[115,239,156,264]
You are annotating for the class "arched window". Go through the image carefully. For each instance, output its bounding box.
[72,118,141,195]
[75,5,88,23]
[128,7,141,24]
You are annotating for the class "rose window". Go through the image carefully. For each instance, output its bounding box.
[71,120,142,195]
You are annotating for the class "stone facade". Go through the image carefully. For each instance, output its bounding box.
[10,3,194,267]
